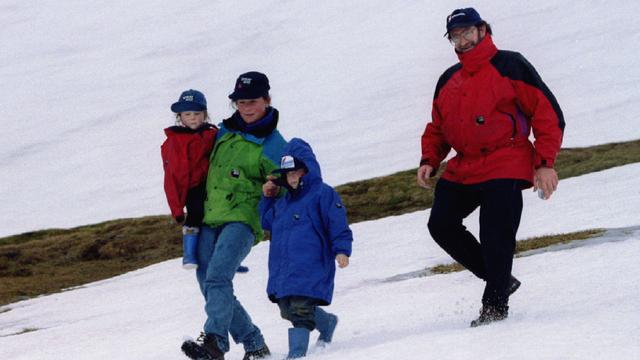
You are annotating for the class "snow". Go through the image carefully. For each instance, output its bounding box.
[1,0,640,359]
[1,165,639,359]
[2,0,640,237]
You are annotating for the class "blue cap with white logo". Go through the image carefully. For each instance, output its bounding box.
[445,8,483,35]
[272,155,306,174]
[228,71,270,101]
[171,89,207,113]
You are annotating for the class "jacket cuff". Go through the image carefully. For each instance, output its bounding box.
[535,155,555,169]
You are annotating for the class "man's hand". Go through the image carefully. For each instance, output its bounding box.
[417,164,434,189]
[336,254,349,268]
[262,175,280,197]
[534,167,559,200]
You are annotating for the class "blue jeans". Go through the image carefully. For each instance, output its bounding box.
[196,223,265,353]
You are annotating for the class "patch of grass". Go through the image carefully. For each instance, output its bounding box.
[337,139,640,223]
[0,216,181,305]
[430,229,605,274]
[0,140,637,306]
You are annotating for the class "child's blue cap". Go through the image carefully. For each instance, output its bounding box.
[171,89,207,113]
[272,155,306,174]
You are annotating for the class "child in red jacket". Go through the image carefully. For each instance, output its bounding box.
[161,89,217,269]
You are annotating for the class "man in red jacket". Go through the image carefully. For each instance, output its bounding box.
[417,8,564,327]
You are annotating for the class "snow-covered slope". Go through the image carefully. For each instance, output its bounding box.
[2,0,640,236]
[1,164,639,360]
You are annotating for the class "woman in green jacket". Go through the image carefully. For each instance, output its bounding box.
[182,72,286,360]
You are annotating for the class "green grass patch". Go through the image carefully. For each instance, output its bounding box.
[430,229,605,274]
[0,216,182,305]
[337,139,640,223]
[0,140,637,306]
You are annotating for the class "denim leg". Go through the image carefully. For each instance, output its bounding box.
[195,223,265,353]
[478,180,523,308]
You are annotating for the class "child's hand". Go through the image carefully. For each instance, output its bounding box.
[263,175,280,197]
[336,254,349,268]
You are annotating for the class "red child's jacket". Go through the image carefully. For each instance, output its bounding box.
[161,124,217,220]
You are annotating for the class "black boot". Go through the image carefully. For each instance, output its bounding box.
[508,276,521,296]
[470,305,509,327]
[182,332,225,360]
[242,344,271,360]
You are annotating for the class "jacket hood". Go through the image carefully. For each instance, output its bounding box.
[279,138,322,190]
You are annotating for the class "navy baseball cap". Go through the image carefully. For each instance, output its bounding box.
[228,71,271,101]
[445,8,483,35]
[171,89,207,113]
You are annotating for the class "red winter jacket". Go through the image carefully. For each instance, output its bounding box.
[161,124,217,220]
[420,35,564,186]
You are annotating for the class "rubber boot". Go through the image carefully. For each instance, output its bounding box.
[182,226,199,270]
[287,327,310,359]
[314,308,338,346]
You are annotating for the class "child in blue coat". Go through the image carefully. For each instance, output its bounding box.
[260,138,353,359]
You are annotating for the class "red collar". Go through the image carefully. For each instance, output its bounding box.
[456,34,498,74]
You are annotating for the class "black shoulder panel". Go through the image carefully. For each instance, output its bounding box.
[491,51,565,131]
[434,63,462,100]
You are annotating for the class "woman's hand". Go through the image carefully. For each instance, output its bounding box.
[262,175,280,197]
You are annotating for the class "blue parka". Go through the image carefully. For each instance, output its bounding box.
[259,138,353,305]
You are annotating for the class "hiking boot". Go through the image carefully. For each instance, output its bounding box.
[242,344,271,360]
[508,275,521,296]
[181,332,225,360]
[470,305,509,328]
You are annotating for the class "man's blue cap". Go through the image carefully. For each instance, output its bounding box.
[171,89,207,113]
[445,8,483,35]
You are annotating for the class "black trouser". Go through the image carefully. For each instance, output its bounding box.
[428,178,524,308]
[184,181,207,227]
[277,296,320,331]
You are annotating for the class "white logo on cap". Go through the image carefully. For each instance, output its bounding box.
[448,12,465,22]
[240,77,253,85]
[182,95,194,102]
[280,155,295,169]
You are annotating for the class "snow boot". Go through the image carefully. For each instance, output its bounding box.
[242,344,271,360]
[470,305,509,328]
[508,275,521,296]
[287,327,310,359]
[181,332,225,360]
[182,226,199,270]
[314,308,338,346]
